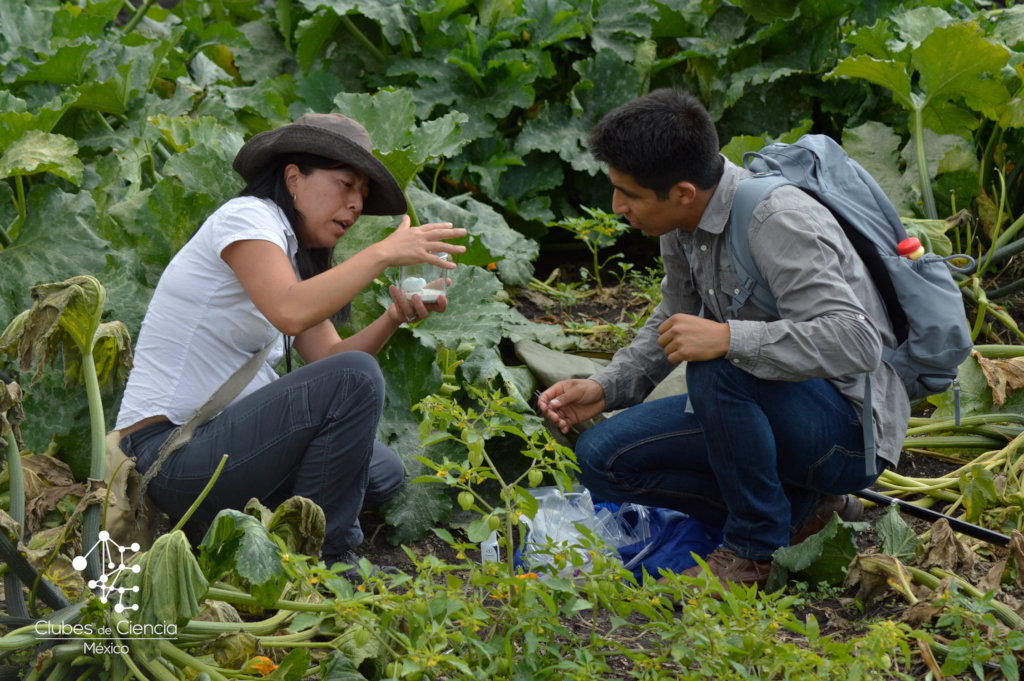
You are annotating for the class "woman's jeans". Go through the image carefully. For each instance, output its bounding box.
[576,358,880,561]
[119,351,404,556]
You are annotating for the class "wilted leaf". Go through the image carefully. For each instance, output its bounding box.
[265,496,326,557]
[918,518,976,572]
[195,599,243,624]
[0,276,106,386]
[0,381,25,438]
[125,530,209,626]
[38,553,86,602]
[1008,530,1024,591]
[971,350,1024,409]
[213,631,260,669]
[845,551,919,604]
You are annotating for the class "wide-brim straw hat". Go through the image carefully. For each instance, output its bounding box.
[232,113,407,216]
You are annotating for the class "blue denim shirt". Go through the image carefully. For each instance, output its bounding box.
[590,158,909,468]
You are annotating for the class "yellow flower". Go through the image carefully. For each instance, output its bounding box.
[242,656,278,676]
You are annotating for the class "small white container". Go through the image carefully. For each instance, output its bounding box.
[480,531,499,563]
[399,252,449,303]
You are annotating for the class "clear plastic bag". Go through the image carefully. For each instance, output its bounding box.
[515,486,651,577]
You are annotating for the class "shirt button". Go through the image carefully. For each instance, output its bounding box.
[708,289,715,296]
[700,244,708,251]
[732,358,741,365]
[733,288,741,295]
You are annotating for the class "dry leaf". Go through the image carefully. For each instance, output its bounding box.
[902,601,944,626]
[1010,531,1024,591]
[971,349,1024,408]
[979,557,1008,594]
[918,519,976,572]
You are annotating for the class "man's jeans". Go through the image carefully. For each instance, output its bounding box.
[119,351,404,555]
[576,358,880,561]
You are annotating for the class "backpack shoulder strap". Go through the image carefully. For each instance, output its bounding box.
[726,173,790,318]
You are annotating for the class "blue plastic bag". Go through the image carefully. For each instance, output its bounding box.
[597,502,723,581]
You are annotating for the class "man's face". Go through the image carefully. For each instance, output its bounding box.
[607,166,691,236]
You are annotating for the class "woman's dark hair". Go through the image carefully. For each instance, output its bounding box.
[587,89,724,198]
[237,152,352,324]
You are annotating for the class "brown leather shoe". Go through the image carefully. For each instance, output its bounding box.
[680,547,772,589]
[790,494,864,546]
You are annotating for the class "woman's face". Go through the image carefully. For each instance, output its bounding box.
[287,165,370,249]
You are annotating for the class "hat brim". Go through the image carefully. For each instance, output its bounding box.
[232,124,407,216]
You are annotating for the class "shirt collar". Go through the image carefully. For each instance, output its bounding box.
[693,157,749,236]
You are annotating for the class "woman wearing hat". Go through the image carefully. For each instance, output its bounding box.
[114,113,467,568]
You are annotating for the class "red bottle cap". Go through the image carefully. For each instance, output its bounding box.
[898,237,923,257]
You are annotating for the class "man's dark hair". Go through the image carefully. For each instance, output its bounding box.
[587,89,724,197]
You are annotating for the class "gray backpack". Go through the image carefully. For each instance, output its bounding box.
[727,135,973,401]
[724,135,973,470]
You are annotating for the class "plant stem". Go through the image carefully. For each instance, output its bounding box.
[3,431,27,618]
[0,532,70,611]
[81,350,106,583]
[203,586,346,612]
[340,15,386,63]
[170,454,228,534]
[158,640,230,681]
[122,0,159,34]
[913,108,938,220]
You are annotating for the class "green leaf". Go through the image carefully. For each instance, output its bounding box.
[0,130,83,184]
[303,0,413,45]
[409,187,536,286]
[161,144,244,207]
[842,121,916,216]
[295,10,342,74]
[0,92,77,151]
[831,55,913,107]
[125,530,209,626]
[522,0,584,47]
[267,647,313,681]
[959,464,999,522]
[876,503,921,563]
[591,0,658,61]
[913,23,1010,132]
[383,429,457,544]
[320,650,368,681]
[198,509,285,596]
[771,514,866,586]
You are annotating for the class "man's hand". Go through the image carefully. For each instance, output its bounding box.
[537,379,607,435]
[657,313,730,364]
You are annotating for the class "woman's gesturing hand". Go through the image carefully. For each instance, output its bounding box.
[378,215,467,269]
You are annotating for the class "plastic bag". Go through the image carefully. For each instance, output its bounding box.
[514,487,649,577]
[601,502,723,580]
[513,486,723,581]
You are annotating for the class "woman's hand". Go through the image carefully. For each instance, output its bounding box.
[386,283,450,325]
[375,216,467,269]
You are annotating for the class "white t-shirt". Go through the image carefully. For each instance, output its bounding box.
[116,197,297,429]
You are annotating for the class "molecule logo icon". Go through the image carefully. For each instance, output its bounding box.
[72,530,142,613]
